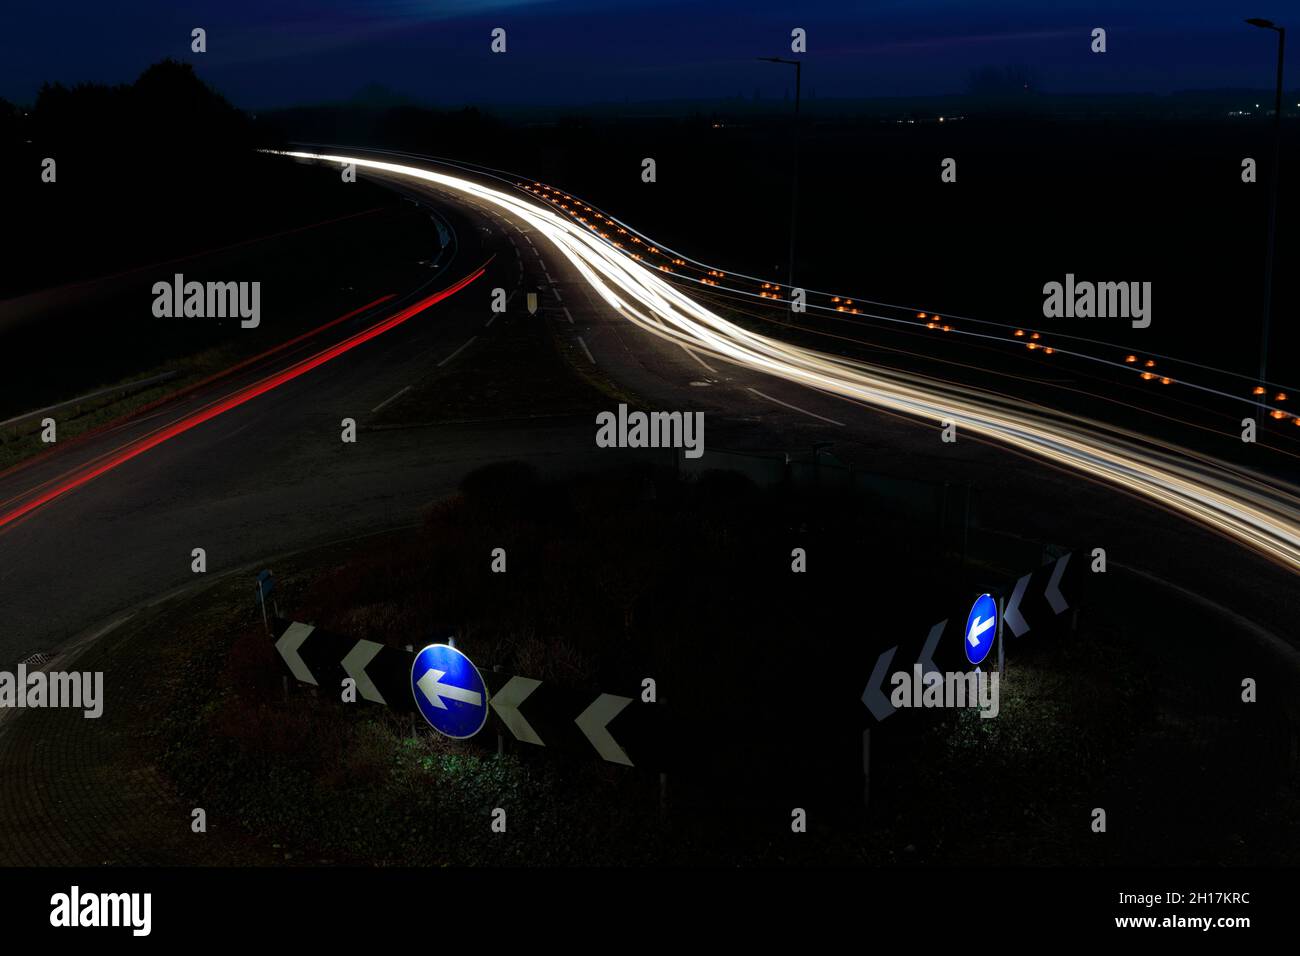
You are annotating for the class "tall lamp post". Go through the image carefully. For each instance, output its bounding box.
[758,56,802,292]
[1246,18,1286,425]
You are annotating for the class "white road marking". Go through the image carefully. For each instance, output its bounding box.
[577,336,596,364]
[562,306,575,325]
[745,387,845,426]
[87,612,137,638]
[438,337,478,367]
[371,385,412,413]
[485,314,496,329]
[681,345,718,375]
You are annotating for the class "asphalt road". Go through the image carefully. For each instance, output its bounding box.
[0,187,613,661]
[366,154,1299,666]
[0,150,1296,681]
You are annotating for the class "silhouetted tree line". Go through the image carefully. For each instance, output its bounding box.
[19,60,250,178]
[0,60,367,297]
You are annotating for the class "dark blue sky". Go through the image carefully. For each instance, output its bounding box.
[0,1,1289,108]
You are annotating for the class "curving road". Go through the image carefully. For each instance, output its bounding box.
[281,149,1300,573]
[0,146,1296,675]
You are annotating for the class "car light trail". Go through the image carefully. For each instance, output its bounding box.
[0,267,486,532]
[323,145,1298,407]
[275,150,1300,571]
[0,295,397,500]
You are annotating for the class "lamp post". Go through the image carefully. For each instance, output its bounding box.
[758,56,802,292]
[1245,18,1286,425]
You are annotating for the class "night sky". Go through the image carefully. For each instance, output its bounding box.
[0,1,1289,108]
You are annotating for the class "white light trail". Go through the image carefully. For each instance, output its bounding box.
[274,150,1300,571]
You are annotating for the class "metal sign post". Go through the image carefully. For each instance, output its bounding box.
[997,594,1006,677]
[255,570,273,634]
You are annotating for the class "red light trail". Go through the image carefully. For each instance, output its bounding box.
[0,262,487,532]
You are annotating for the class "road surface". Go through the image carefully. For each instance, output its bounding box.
[0,147,1296,677]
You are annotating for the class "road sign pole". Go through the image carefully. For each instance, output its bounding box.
[962,484,972,572]
[257,587,269,634]
[658,696,669,819]
[494,664,504,757]
[862,728,872,811]
[997,595,1005,676]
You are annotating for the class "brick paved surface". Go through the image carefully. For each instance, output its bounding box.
[0,580,279,865]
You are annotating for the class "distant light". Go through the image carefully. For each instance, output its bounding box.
[1124,354,1137,363]
[1253,386,1267,395]
[1014,329,1025,337]
[1276,392,1288,402]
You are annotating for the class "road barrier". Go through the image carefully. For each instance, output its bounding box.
[0,371,178,439]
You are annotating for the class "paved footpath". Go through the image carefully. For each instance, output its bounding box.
[0,576,281,866]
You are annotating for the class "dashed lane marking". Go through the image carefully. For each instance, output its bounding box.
[438,337,478,368]
[745,387,845,426]
[371,385,412,413]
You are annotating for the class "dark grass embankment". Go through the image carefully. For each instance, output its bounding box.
[145,462,1300,865]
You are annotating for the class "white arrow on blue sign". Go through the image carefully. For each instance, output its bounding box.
[411,643,489,739]
[964,593,998,666]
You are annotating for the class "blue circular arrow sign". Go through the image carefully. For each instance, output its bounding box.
[964,593,998,666]
[410,643,489,739]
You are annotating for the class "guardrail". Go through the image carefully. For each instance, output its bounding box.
[0,371,178,438]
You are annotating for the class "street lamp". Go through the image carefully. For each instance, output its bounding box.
[1245,17,1286,425]
[758,56,802,292]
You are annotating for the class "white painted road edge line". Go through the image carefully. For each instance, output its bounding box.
[438,337,478,368]
[577,336,596,364]
[371,385,412,414]
[746,387,845,426]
